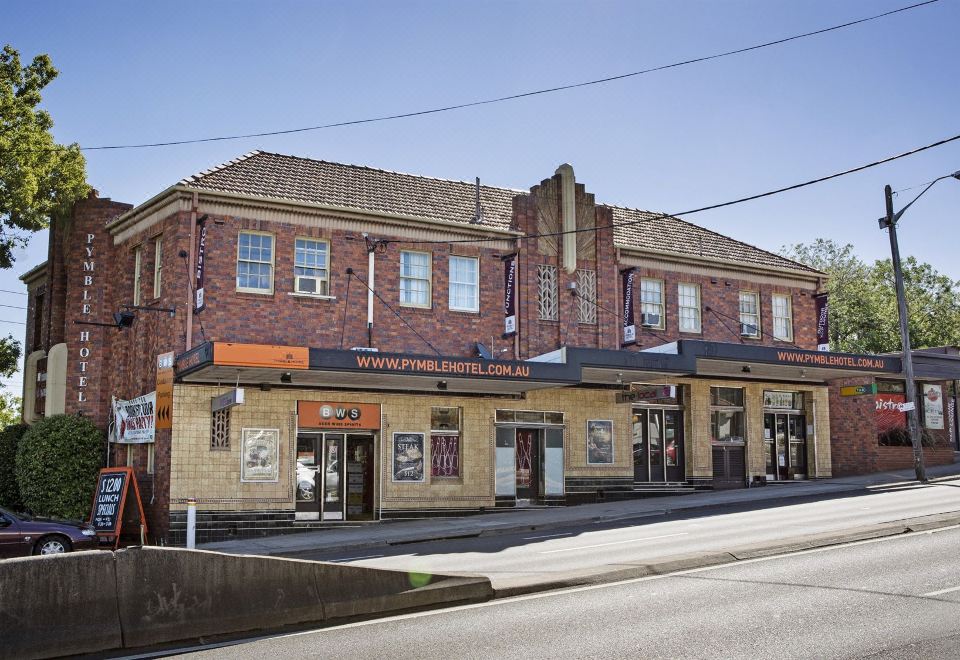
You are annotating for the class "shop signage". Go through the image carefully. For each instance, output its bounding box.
[89,467,147,547]
[77,231,98,406]
[840,384,878,397]
[617,385,675,404]
[763,391,799,409]
[212,388,245,413]
[621,268,637,346]
[112,392,156,443]
[814,293,829,352]
[773,349,889,371]
[923,384,944,430]
[214,342,309,369]
[156,352,174,430]
[503,254,517,338]
[392,432,424,482]
[194,216,207,312]
[298,401,381,430]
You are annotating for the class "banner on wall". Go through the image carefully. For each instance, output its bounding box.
[814,293,829,351]
[923,384,944,430]
[622,268,637,345]
[112,392,156,444]
[194,215,208,312]
[503,254,518,338]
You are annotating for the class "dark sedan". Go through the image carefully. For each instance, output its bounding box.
[0,506,100,558]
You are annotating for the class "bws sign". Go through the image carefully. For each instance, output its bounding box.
[297,401,381,430]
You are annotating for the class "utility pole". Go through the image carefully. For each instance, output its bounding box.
[883,184,925,482]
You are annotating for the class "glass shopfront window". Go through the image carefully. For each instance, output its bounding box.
[711,387,745,444]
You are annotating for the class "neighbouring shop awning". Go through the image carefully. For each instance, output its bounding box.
[175,342,580,394]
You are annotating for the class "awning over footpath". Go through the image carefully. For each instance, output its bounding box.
[175,340,902,394]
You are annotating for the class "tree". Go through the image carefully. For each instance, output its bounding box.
[1,44,88,270]
[781,239,960,353]
[0,338,19,381]
[16,414,104,520]
[0,390,20,427]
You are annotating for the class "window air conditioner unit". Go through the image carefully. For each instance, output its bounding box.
[295,276,325,295]
[640,313,661,327]
[741,323,758,337]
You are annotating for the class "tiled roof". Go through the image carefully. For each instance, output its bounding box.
[181,151,822,275]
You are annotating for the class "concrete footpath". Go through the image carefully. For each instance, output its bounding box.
[202,462,960,559]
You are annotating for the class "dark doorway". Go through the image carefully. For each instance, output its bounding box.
[296,432,375,520]
[633,408,684,482]
[763,413,807,480]
[515,428,541,502]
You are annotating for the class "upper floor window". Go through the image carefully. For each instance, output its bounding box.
[294,238,330,295]
[640,278,665,329]
[237,231,274,293]
[678,283,701,333]
[576,269,597,324]
[152,237,163,299]
[132,246,142,306]
[448,256,479,312]
[537,265,559,321]
[400,250,431,307]
[772,293,793,342]
[739,291,760,337]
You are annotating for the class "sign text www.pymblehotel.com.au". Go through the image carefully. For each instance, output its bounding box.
[354,354,532,378]
[775,350,888,370]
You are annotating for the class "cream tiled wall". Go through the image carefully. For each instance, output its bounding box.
[169,379,831,512]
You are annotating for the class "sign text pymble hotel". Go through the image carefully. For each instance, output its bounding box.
[78,232,96,404]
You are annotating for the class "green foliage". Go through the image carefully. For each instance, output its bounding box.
[781,239,960,353]
[0,336,20,378]
[0,390,20,427]
[0,422,28,509]
[0,44,88,269]
[16,414,104,520]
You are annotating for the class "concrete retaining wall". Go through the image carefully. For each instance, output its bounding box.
[0,547,492,659]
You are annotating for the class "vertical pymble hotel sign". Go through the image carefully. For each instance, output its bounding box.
[622,268,637,345]
[78,231,98,407]
[814,293,829,351]
[503,254,518,337]
[194,215,207,312]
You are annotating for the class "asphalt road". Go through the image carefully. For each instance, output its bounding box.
[288,478,960,591]
[171,525,960,659]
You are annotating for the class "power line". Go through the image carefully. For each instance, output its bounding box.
[0,319,25,325]
[0,303,26,310]
[345,269,442,356]
[0,289,27,296]
[0,0,940,155]
[388,133,960,247]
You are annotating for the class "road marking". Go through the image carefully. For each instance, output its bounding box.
[538,532,688,554]
[522,532,573,540]
[923,584,960,597]
[331,554,384,562]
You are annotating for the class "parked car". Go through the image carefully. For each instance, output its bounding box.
[0,506,100,558]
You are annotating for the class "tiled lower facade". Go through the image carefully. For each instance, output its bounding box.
[161,378,832,545]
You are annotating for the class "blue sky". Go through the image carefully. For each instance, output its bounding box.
[3,0,959,393]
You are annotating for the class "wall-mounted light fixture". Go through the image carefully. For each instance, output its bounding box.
[280,372,292,384]
[437,380,448,391]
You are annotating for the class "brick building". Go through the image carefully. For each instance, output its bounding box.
[18,151,950,544]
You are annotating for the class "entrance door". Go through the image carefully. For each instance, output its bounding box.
[633,409,684,482]
[298,433,376,521]
[764,414,807,480]
[515,429,540,502]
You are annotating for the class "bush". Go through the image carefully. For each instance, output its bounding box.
[0,423,29,509]
[16,415,104,520]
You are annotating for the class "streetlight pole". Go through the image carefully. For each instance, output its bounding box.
[879,171,959,483]
[883,184,924,482]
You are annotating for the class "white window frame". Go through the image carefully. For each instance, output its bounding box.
[772,293,793,342]
[132,246,142,306]
[293,237,330,296]
[739,291,761,338]
[152,236,162,299]
[677,283,701,333]
[448,255,479,312]
[236,230,275,294]
[640,278,665,329]
[400,250,432,308]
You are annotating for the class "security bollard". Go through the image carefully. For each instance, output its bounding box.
[186,497,197,549]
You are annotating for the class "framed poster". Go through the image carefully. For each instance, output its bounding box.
[923,384,944,430]
[392,432,425,482]
[586,419,614,465]
[240,428,280,482]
